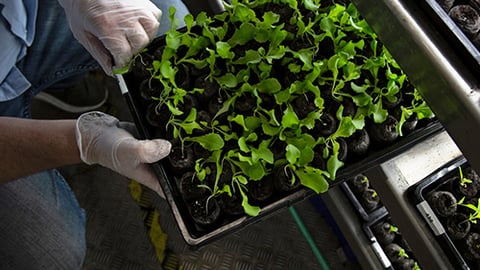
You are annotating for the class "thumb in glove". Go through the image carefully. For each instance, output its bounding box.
[75,111,171,198]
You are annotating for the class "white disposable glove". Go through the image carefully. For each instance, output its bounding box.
[75,111,171,198]
[58,0,162,75]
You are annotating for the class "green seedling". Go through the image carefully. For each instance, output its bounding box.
[133,0,435,217]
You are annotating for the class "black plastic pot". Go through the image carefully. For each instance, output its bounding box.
[421,0,480,70]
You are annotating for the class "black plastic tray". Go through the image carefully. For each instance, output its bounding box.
[342,174,420,269]
[421,0,480,70]
[340,180,388,222]
[409,156,472,270]
[117,36,445,247]
[361,210,394,269]
[362,210,422,270]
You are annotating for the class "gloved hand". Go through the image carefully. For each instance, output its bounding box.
[75,111,171,198]
[58,0,162,75]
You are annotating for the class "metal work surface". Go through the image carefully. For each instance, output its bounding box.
[350,0,480,181]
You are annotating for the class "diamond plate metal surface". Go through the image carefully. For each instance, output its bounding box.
[149,187,351,270]
[61,160,354,270]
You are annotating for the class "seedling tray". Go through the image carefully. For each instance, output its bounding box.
[117,4,444,246]
[341,173,421,269]
[421,0,480,70]
[120,82,442,248]
[362,210,421,270]
[340,180,388,222]
[119,72,442,248]
[409,156,474,270]
[362,210,394,269]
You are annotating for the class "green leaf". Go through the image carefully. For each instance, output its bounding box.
[265,46,286,64]
[230,114,247,130]
[253,140,274,164]
[238,137,250,153]
[212,95,235,120]
[320,17,336,37]
[160,61,176,80]
[296,167,329,193]
[326,140,344,179]
[301,110,321,129]
[298,146,314,167]
[184,14,194,30]
[167,6,180,30]
[281,106,300,128]
[195,11,210,28]
[295,49,314,70]
[231,4,257,23]
[274,89,292,104]
[216,73,238,88]
[286,144,301,164]
[262,122,281,136]
[245,116,262,131]
[179,121,201,135]
[216,41,235,59]
[234,175,248,185]
[217,184,232,197]
[186,133,224,151]
[350,82,372,107]
[370,101,388,123]
[303,0,320,10]
[228,22,256,46]
[238,185,261,216]
[288,63,302,73]
[335,115,365,138]
[412,102,435,119]
[255,78,282,94]
[232,159,265,180]
[165,100,183,116]
[195,160,208,181]
[112,65,130,75]
[262,11,280,26]
[233,49,261,65]
[165,31,181,50]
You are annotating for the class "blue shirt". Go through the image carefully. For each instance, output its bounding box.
[0,0,37,101]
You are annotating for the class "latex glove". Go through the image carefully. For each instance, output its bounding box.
[75,111,171,198]
[58,0,162,75]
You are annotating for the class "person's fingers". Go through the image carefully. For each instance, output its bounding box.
[136,139,172,163]
[84,32,114,75]
[127,163,165,199]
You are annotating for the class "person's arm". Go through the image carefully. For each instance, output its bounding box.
[0,117,80,183]
[0,112,171,198]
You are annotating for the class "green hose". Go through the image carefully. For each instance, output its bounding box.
[289,206,331,270]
